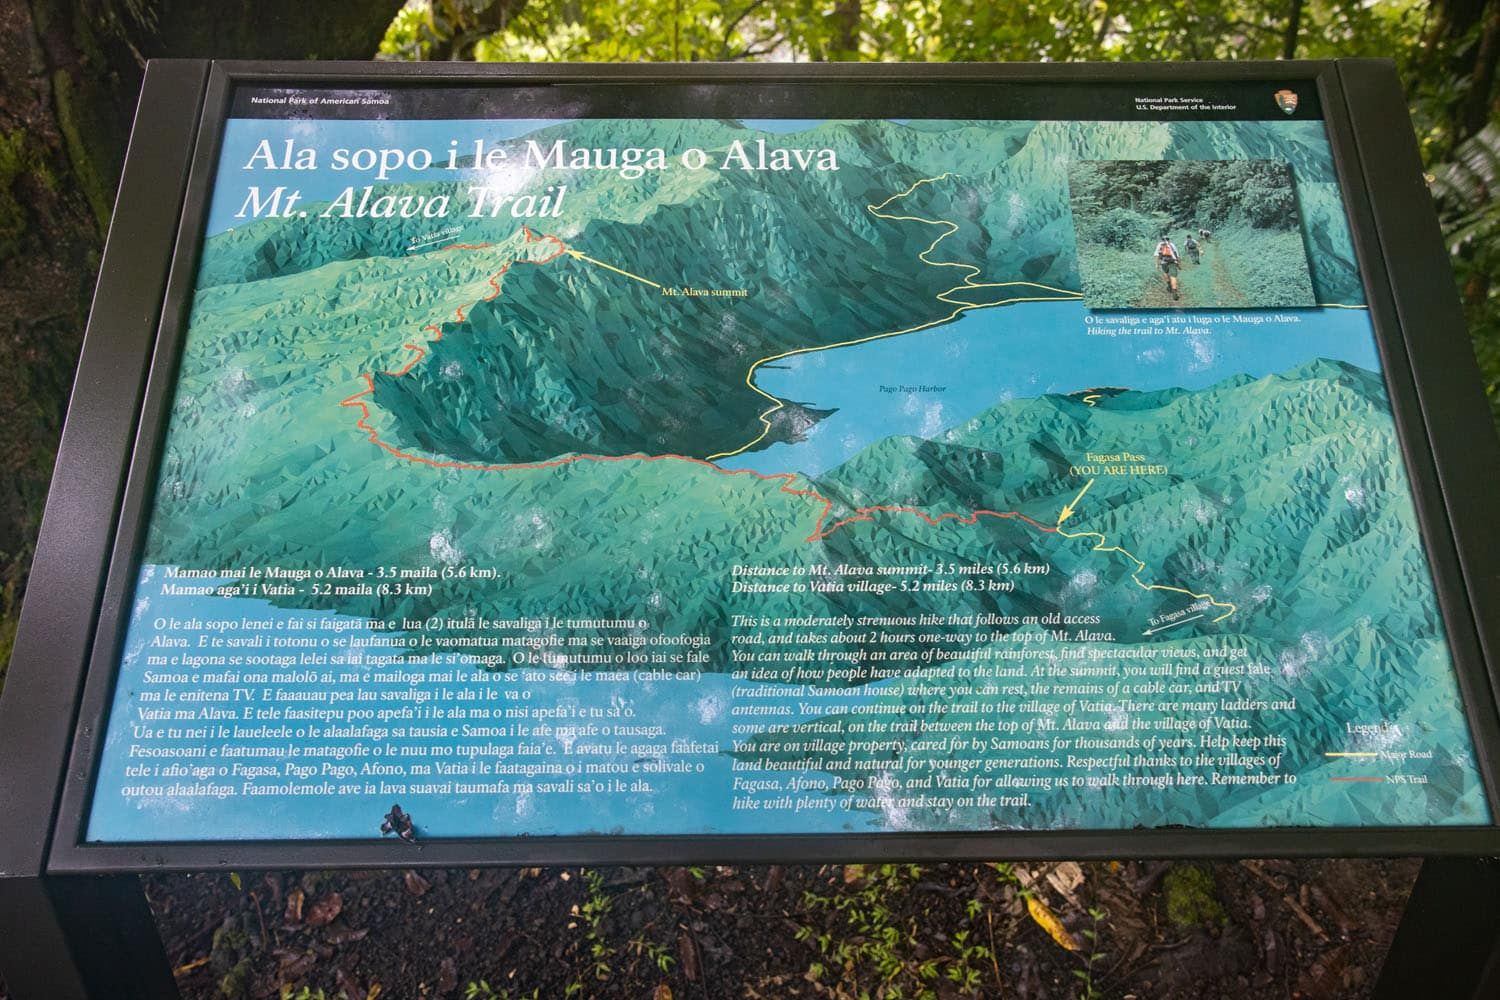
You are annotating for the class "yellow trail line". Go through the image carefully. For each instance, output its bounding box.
[1315,303,1369,310]
[705,172,1081,461]
[566,248,663,290]
[703,172,1237,628]
[1055,524,1237,623]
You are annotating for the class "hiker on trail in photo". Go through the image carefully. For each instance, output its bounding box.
[1185,233,1201,264]
[1198,227,1213,242]
[1155,235,1181,300]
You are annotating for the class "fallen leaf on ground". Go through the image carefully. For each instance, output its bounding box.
[284,887,305,924]
[1026,894,1082,952]
[325,926,370,945]
[665,868,695,900]
[654,985,674,1000]
[277,950,317,979]
[1046,861,1085,908]
[678,929,701,981]
[404,870,430,897]
[306,891,344,927]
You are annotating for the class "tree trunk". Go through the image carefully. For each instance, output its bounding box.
[1460,4,1500,141]
[1281,0,1304,61]
[424,0,533,61]
[0,0,403,674]
[0,0,105,672]
[149,0,405,60]
[829,0,861,61]
[1424,0,1495,153]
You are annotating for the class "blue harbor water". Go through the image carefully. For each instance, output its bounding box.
[722,301,1382,477]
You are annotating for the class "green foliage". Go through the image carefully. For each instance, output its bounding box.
[210,922,255,998]
[1162,865,1227,929]
[1080,206,1157,251]
[1073,906,1108,1000]
[1431,124,1500,425]
[1071,159,1300,231]
[578,868,615,982]
[1070,160,1315,307]
[380,0,1422,66]
[48,69,115,234]
[796,863,999,999]
[627,933,677,974]
[278,988,346,1000]
[219,958,252,1000]
[1074,242,1152,307]
[0,131,42,258]
[374,0,1500,429]
[464,983,538,1000]
[0,570,20,688]
[1213,224,1319,307]
[1433,125,1500,252]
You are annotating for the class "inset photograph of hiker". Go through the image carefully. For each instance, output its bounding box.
[1067,158,1317,309]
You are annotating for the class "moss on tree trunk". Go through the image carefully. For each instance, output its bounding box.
[0,0,402,684]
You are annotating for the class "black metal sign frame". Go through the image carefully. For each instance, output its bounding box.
[4,59,1499,885]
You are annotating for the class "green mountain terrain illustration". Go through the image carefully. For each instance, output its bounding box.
[146,120,1393,664]
[185,118,1362,466]
[148,340,1447,702]
[98,116,1485,838]
[738,360,1478,830]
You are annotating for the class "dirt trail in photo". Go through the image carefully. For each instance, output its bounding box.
[1207,245,1249,306]
[1135,245,1244,308]
[1138,266,1185,307]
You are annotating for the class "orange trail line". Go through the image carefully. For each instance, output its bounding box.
[383,344,428,377]
[338,229,1107,550]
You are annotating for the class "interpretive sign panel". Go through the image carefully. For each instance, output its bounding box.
[27,62,1500,862]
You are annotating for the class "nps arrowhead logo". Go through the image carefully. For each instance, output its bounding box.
[1274,89,1299,115]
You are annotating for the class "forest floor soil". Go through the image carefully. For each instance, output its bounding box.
[108,857,1422,999]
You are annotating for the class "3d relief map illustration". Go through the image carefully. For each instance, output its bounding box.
[87,114,1489,841]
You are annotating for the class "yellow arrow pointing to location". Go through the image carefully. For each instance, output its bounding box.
[566,248,663,290]
[1057,477,1095,525]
